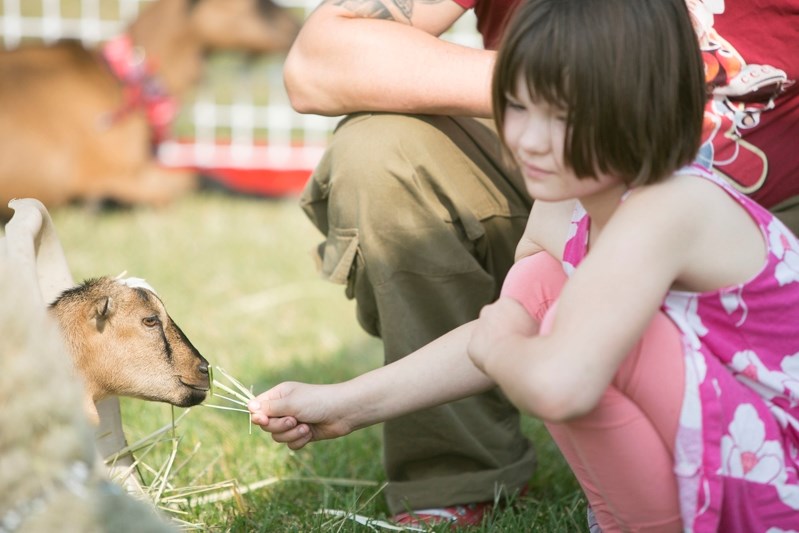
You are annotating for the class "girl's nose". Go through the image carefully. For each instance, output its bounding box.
[517,117,550,154]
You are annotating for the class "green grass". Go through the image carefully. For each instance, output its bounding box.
[33,191,584,532]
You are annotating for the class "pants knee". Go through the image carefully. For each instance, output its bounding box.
[501,252,566,322]
[324,114,460,203]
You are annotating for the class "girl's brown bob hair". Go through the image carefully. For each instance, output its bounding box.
[493,0,706,186]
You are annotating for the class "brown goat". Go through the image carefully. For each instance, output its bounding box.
[2,197,207,492]
[48,275,210,425]
[0,254,180,533]
[0,0,301,222]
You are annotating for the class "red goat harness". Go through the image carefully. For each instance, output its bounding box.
[100,34,178,144]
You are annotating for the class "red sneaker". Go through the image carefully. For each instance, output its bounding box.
[392,501,494,528]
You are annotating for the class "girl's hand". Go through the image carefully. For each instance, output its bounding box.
[468,298,539,374]
[248,382,354,450]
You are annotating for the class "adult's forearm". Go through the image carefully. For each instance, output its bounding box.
[283,13,496,117]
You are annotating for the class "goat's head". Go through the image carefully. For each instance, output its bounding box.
[126,0,301,98]
[49,276,210,423]
[190,0,301,54]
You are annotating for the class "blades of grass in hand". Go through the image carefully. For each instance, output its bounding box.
[213,366,256,400]
[208,365,215,398]
[211,380,253,405]
[207,391,249,407]
[202,403,250,413]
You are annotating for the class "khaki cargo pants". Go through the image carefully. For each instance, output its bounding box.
[300,113,536,513]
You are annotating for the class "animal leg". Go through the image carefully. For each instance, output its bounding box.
[95,397,146,495]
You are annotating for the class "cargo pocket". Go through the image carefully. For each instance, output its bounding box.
[319,227,360,300]
[319,227,380,336]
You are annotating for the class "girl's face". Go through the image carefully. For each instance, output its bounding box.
[503,76,620,202]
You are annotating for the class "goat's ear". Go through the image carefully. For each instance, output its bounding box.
[93,296,114,321]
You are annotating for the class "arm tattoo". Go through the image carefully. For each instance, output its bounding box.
[332,0,395,20]
[330,0,429,23]
[393,0,412,19]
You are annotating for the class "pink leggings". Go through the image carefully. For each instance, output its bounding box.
[501,252,685,532]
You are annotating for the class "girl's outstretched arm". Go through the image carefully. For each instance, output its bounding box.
[249,321,498,449]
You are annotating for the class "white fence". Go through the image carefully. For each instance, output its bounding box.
[0,0,480,191]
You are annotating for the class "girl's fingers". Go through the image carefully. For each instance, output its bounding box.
[252,414,298,432]
[287,432,314,450]
[266,423,311,446]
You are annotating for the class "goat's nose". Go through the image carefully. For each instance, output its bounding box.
[199,362,209,375]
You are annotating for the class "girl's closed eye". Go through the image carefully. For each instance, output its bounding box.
[539,99,568,123]
[504,93,527,111]
[506,89,567,123]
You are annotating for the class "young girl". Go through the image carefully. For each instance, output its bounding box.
[249,0,799,530]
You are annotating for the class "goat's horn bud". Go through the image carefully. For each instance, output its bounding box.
[118,276,158,295]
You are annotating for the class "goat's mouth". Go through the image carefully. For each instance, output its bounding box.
[176,379,209,407]
[179,378,210,392]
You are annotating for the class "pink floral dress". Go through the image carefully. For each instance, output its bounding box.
[562,165,799,532]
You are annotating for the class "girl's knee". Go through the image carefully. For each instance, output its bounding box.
[501,252,565,323]
[613,313,684,391]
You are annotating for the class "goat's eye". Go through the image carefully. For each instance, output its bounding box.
[142,316,161,327]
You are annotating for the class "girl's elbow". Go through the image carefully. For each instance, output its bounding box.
[542,399,595,423]
[523,382,600,423]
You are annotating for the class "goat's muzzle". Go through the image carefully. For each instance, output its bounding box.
[177,356,211,405]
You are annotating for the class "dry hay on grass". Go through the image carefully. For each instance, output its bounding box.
[123,366,400,531]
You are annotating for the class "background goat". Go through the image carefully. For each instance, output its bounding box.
[0,0,301,222]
